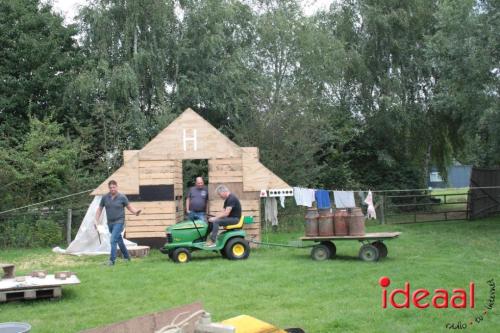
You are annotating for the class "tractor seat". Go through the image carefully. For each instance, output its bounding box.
[224,216,245,230]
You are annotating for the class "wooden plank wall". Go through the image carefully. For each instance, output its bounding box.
[139,160,176,186]
[208,158,243,183]
[174,160,184,223]
[126,159,178,239]
[125,157,263,244]
[125,201,176,238]
[139,109,242,160]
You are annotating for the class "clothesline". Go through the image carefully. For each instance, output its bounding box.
[290,186,498,194]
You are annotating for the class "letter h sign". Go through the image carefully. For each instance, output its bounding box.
[183,129,198,151]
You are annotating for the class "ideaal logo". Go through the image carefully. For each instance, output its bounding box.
[379,276,475,309]
[379,277,496,330]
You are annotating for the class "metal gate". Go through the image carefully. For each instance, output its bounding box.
[381,190,469,224]
[468,167,500,219]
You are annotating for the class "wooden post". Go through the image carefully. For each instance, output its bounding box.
[67,208,72,245]
[380,195,385,224]
[414,195,417,223]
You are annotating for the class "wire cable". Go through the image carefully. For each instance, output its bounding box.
[0,189,93,216]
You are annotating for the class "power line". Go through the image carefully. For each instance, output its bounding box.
[0,189,93,216]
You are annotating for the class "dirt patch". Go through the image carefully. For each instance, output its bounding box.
[15,253,94,271]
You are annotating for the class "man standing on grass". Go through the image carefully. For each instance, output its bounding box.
[206,185,241,247]
[95,180,142,266]
[186,176,209,221]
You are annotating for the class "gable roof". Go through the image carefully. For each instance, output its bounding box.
[139,108,242,160]
[92,108,290,195]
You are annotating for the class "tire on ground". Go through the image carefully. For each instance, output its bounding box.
[224,237,250,260]
[371,241,388,258]
[320,241,336,258]
[311,244,331,261]
[359,244,380,262]
[172,247,191,263]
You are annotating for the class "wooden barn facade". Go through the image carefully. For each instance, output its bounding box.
[92,108,290,246]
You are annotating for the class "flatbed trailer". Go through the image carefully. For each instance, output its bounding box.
[300,232,402,262]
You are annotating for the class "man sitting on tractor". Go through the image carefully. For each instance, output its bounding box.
[206,185,242,247]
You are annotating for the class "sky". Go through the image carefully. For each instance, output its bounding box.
[51,0,335,23]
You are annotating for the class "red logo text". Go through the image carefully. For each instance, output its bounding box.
[380,276,475,309]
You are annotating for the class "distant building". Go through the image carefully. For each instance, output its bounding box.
[428,164,472,188]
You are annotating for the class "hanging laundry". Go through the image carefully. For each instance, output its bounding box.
[279,196,285,208]
[293,187,316,207]
[357,191,366,203]
[334,191,356,208]
[265,197,278,226]
[364,190,377,219]
[315,189,331,209]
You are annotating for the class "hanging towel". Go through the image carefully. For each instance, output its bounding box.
[293,187,316,207]
[357,191,366,203]
[265,197,278,226]
[315,190,331,209]
[334,191,356,208]
[279,196,285,208]
[364,190,377,219]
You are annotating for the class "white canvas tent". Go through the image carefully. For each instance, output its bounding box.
[53,196,136,256]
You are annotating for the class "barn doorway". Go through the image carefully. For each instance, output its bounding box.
[182,160,209,218]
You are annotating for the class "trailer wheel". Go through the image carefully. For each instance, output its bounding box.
[311,244,331,261]
[224,237,250,260]
[172,248,191,263]
[359,244,379,262]
[371,241,388,258]
[320,241,336,258]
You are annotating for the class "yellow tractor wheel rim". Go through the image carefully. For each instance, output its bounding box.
[232,244,245,256]
[178,252,188,262]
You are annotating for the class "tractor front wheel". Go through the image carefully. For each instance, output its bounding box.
[172,248,191,263]
[224,238,250,260]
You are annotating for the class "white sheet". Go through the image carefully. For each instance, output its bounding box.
[52,196,136,256]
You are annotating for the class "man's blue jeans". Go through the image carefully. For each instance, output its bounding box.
[188,211,206,221]
[108,222,130,263]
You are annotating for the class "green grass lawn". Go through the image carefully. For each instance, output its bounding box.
[1,218,499,333]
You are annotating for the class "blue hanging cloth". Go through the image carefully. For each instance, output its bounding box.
[315,189,331,209]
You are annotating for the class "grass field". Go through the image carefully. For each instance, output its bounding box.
[1,218,499,333]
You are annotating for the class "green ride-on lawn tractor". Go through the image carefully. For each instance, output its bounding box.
[160,215,253,263]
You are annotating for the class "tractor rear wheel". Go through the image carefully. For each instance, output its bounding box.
[224,238,250,260]
[172,248,191,263]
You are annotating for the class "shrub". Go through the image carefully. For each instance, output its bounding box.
[0,216,63,248]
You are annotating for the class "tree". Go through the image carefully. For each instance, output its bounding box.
[0,117,92,211]
[427,0,500,167]
[174,0,257,126]
[0,0,80,140]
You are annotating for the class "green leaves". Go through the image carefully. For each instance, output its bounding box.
[0,0,80,136]
[1,0,498,207]
[0,116,88,210]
